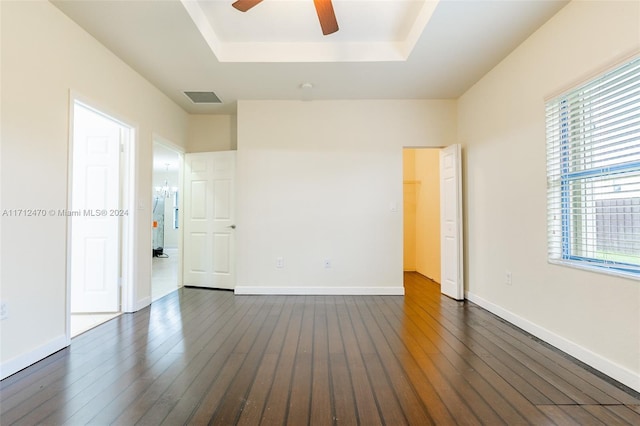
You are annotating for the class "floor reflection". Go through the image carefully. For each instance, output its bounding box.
[152,247,180,302]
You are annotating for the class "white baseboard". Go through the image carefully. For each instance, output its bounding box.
[466,291,640,393]
[234,286,405,296]
[0,334,68,380]
[134,296,152,312]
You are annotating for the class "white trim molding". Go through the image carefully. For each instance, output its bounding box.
[466,291,640,393]
[234,286,405,296]
[0,335,67,380]
[133,296,152,312]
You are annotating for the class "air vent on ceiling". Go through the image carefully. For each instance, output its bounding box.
[183,91,222,104]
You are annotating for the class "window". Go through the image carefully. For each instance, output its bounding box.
[546,57,640,277]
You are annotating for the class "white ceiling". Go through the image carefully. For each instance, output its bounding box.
[52,0,569,114]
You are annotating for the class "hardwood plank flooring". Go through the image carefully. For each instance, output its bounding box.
[2,272,639,425]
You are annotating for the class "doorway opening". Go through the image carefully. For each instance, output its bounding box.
[403,144,464,300]
[403,145,464,300]
[152,139,183,301]
[403,148,441,283]
[67,99,135,338]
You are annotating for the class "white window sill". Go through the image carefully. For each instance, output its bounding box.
[549,259,640,282]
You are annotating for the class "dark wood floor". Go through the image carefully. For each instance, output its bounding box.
[2,272,639,425]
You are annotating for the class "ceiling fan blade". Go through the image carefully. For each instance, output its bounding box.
[313,0,339,35]
[232,0,263,12]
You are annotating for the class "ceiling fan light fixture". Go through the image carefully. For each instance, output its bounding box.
[231,0,263,12]
[300,82,314,101]
[232,0,339,36]
[313,0,339,35]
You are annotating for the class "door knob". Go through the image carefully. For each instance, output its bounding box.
[228,225,236,229]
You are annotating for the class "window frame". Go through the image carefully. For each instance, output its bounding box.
[546,57,640,279]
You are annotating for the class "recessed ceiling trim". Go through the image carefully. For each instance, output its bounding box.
[180,0,223,54]
[180,0,439,63]
[402,0,439,58]
[219,41,406,63]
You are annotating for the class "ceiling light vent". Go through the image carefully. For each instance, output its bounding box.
[183,91,222,104]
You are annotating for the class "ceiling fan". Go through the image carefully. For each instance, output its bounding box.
[232,0,339,36]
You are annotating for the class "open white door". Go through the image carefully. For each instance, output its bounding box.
[183,151,236,290]
[70,103,122,313]
[440,144,464,300]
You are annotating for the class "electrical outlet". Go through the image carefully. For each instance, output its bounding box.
[505,271,512,286]
[276,257,284,269]
[324,259,331,269]
[0,301,8,320]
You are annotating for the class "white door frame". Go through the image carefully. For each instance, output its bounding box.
[65,93,137,343]
[151,135,185,296]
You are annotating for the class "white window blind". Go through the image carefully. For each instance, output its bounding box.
[546,57,640,277]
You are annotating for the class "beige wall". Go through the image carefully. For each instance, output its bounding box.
[236,100,456,294]
[403,150,417,271]
[414,149,440,282]
[458,0,640,389]
[187,114,236,152]
[1,1,188,377]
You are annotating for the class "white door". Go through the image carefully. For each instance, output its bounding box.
[184,151,236,289]
[440,144,464,300]
[70,103,122,313]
